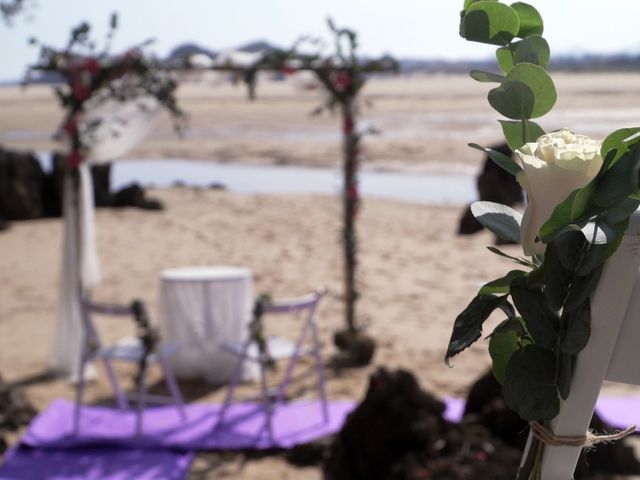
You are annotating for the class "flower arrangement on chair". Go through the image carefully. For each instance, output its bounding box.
[445,2,640,478]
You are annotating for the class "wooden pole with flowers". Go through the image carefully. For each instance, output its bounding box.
[27,16,183,379]
[279,21,397,366]
[445,1,640,479]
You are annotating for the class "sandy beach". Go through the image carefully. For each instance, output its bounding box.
[3,73,640,478]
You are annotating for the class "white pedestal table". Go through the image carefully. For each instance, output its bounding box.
[160,266,255,384]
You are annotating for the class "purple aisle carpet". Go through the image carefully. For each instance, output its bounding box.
[22,398,355,450]
[0,446,194,480]
[443,395,640,429]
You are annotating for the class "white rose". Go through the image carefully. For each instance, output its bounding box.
[516,129,603,256]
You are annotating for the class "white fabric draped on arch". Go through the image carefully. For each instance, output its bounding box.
[52,97,160,379]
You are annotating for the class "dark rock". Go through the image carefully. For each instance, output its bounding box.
[113,184,164,211]
[464,370,640,478]
[41,152,65,218]
[0,147,45,220]
[332,329,376,367]
[458,143,523,240]
[325,368,448,480]
[286,435,334,467]
[91,163,113,207]
[324,368,522,480]
[209,182,226,190]
[457,205,483,235]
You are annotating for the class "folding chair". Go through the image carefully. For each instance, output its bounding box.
[215,288,329,441]
[74,298,187,437]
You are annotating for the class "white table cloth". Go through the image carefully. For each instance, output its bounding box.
[160,266,254,383]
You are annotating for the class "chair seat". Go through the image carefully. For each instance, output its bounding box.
[98,336,180,362]
[223,336,311,362]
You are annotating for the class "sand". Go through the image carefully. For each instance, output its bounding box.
[2,73,640,478]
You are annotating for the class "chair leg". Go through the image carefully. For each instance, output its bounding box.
[310,320,329,423]
[215,343,250,431]
[159,354,186,421]
[135,365,148,439]
[258,358,274,444]
[101,356,128,410]
[275,321,311,405]
[73,349,88,435]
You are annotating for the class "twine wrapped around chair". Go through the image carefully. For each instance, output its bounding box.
[530,421,636,450]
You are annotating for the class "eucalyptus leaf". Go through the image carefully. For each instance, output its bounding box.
[564,264,603,311]
[499,119,545,151]
[479,270,527,295]
[514,35,550,68]
[602,197,640,225]
[464,0,498,10]
[471,201,522,243]
[511,277,559,349]
[489,330,519,385]
[557,353,574,400]
[594,146,640,209]
[543,241,573,311]
[554,230,585,271]
[601,127,640,169]
[539,182,596,243]
[576,243,611,277]
[487,246,536,268]
[561,301,591,355]
[488,63,556,119]
[488,316,528,338]
[470,70,504,82]
[504,345,559,421]
[510,2,544,37]
[462,1,520,46]
[445,294,512,363]
[527,264,544,288]
[581,219,617,245]
[469,143,523,175]
[496,45,516,73]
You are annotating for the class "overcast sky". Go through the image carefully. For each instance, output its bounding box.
[2,0,640,81]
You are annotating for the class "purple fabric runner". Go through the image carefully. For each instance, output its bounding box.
[443,395,640,429]
[22,399,355,450]
[0,446,194,480]
[5,393,637,480]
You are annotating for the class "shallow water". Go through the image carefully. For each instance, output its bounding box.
[110,159,476,205]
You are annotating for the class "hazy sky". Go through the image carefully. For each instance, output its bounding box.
[2,0,640,81]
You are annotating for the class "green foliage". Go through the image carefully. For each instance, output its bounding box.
[593,146,640,209]
[469,143,523,175]
[471,201,522,243]
[445,294,515,363]
[510,277,559,349]
[542,242,572,311]
[461,1,520,46]
[464,0,498,10]
[470,70,504,82]
[510,2,544,37]
[561,301,591,355]
[450,2,640,457]
[538,182,596,243]
[503,345,559,421]
[488,63,556,119]
[479,270,526,294]
[513,35,550,68]
[600,127,640,168]
[489,329,519,384]
[499,119,545,150]
[496,45,516,73]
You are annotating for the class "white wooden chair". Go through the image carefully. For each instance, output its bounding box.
[74,298,187,437]
[521,210,640,478]
[214,288,329,441]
